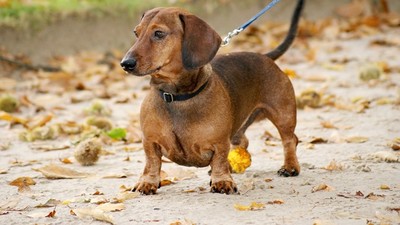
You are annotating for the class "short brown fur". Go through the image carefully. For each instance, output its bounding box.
[121,1,304,195]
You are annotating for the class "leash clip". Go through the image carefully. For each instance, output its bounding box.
[163,92,174,103]
[221,28,243,47]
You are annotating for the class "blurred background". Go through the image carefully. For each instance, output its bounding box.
[1,0,399,64]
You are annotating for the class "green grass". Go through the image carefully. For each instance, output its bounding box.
[0,0,168,28]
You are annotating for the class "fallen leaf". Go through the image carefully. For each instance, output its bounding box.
[387,207,400,213]
[9,177,36,192]
[30,142,70,151]
[45,208,56,218]
[96,203,125,212]
[0,167,9,174]
[35,199,61,208]
[0,111,27,125]
[162,168,197,181]
[59,158,73,164]
[323,160,344,171]
[113,192,140,203]
[305,137,328,144]
[311,183,332,193]
[380,184,390,190]
[102,173,129,179]
[345,136,369,143]
[375,210,400,224]
[106,128,126,140]
[365,192,385,200]
[73,208,114,224]
[27,114,53,129]
[160,180,174,187]
[267,199,284,204]
[283,68,298,78]
[0,198,21,212]
[368,151,399,162]
[389,137,400,151]
[170,219,196,225]
[335,0,366,18]
[234,202,265,211]
[33,164,91,179]
[320,121,337,129]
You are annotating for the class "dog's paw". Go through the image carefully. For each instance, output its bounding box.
[132,182,160,195]
[277,167,300,177]
[210,180,238,194]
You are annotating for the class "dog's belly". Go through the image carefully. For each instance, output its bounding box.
[161,143,214,167]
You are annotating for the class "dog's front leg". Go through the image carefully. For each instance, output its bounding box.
[210,142,238,194]
[133,141,162,195]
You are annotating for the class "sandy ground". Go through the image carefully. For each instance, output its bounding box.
[1,18,400,225]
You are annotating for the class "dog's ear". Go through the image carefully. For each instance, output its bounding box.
[179,14,221,70]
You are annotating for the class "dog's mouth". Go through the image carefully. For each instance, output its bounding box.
[125,66,162,77]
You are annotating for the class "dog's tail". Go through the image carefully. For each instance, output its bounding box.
[265,0,305,60]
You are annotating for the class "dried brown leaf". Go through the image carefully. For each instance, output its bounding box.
[45,208,56,218]
[311,183,332,193]
[365,192,385,200]
[33,164,91,179]
[9,177,36,192]
[324,160,344,171]
[267,199,284,204]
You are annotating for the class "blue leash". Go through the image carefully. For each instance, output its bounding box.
[221,0,281,46]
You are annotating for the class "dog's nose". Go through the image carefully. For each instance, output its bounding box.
[120,58,137,71]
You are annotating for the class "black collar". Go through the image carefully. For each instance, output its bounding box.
[159,81,209,103]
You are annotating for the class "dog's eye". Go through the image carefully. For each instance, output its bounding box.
[153,31,166,40]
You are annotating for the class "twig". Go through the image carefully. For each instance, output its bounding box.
[0,55,61,72]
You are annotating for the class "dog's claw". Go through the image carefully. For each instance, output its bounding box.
[277,167,299,177]
[132,182,159,195]
[210,181,238,195]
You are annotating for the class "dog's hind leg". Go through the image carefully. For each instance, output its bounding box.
[231,108,263,149]
[262,105,300,177]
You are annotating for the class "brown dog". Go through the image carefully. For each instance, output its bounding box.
[121,0,304,195]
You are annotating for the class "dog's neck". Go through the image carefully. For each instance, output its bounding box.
[150,64,212,95]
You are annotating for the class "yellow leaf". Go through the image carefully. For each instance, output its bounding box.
[0,111,27,125]
[234,202,265,211]
[380,184,390,190]
[228,147,251,173]
[59,158,73,164]
[283,68,298,78]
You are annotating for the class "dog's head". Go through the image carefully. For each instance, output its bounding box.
[120,7,221,78]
